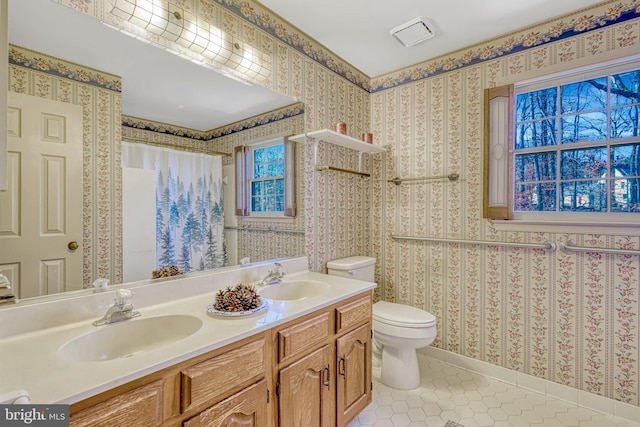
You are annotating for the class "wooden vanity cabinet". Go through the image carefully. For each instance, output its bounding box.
[69,291,372,427]
[273,293,372,427]
[69,333,271,427]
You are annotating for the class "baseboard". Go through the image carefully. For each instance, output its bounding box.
[422,346,640,425]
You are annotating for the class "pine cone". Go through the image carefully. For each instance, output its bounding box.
[152,265,184,279]
[213,284,262,312]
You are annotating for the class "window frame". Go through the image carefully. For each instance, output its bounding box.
[235,136,296,218]
[485,55,640,233]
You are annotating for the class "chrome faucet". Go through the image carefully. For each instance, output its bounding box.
[93,289,141,326]
[259,263,286,286]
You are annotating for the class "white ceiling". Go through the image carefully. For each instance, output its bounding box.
[8,0,297,131]
[8,0,606,130]
[259,0,606,77]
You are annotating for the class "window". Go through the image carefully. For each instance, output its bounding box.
[250,141,285,213]
[235,136,296,217]
[485,60,640,224]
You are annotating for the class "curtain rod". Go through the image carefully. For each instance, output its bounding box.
[124,136,232,157]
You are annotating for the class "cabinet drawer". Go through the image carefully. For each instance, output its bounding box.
[335,295,371,333]
[181,337,265,413]
[183,379,268,427]
[70,379,164,427]
[278,311,331,363]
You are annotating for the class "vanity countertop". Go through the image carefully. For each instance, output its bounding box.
[0,267,375,404]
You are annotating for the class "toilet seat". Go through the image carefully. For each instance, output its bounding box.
[373,301,436,328]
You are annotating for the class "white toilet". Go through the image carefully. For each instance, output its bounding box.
[326,256,437,390]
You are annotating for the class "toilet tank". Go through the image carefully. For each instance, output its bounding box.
[326,256,376,281]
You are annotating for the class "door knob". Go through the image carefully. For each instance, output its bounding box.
[67,241,79,251]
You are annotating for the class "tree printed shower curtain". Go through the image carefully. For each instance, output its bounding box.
[122,141,226,273]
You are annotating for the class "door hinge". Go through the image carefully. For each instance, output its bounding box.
[276,380,280,397]
[371,382,373,391]
[371,329,373,339]
[267,388,270,404]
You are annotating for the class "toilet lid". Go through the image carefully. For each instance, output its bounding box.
[373,301,436,328]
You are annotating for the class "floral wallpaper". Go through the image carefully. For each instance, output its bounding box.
[372,0,640,407]
[32,0,640,410]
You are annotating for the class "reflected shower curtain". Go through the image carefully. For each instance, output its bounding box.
[122,141,227,273]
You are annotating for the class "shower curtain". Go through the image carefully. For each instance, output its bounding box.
[122,141,227,273]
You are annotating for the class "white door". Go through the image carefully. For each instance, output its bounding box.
[0,92,83,298]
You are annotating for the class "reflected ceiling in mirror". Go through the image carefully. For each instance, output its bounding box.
[3,0,304,303]
[8,0,296,131]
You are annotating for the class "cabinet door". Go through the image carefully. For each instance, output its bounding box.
[278,344,334,427]
[336,323,372,426]
[183,380,268,427]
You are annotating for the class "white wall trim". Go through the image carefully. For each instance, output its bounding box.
[422,346,640,425]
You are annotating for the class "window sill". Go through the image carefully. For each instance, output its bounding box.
[491,219,640,236]
[240,216,296,223]
[490,219,640,236]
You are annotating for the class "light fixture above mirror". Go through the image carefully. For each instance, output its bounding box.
[110,0,269,80]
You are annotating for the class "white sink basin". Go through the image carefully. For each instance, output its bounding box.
[57,315,202,362]
[258,280,330,301]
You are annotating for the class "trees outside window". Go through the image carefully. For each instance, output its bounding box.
[514,67,640,214]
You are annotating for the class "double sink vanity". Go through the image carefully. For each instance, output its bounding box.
[0,256,375,426]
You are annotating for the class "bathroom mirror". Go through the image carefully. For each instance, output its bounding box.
[2,0,304,301]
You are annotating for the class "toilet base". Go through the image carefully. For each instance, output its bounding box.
[380,346,421,390]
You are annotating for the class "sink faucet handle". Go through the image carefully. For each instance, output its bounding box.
[115,289,134,306]
[272,262,283,273]
[92,278,109,292]
[0,274,11,290]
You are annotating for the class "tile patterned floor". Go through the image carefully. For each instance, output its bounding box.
[347,355,639,427]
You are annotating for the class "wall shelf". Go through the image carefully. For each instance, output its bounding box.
[290,129,385,154]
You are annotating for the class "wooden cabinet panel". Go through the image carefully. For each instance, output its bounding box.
[181,337,265,413]
[183,379,268,427]
[278,345,334,427]
[278,312,330,363]
[335,295,371,334]
[70,379,163,427]
[336,323,372,427]
[69,291,374,427]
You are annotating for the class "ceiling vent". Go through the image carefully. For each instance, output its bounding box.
[390,17,435,47]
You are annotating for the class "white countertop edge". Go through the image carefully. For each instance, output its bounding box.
[58,280,376,405]
[0,265,376,405]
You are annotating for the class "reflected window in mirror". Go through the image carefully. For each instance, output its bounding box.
[235,136,296,218]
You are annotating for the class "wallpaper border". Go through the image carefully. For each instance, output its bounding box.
[122,102,304,141]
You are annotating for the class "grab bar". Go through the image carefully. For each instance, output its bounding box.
[392,235,556,253]
[225,226,305,235]
[388,173,459,185]
[316,165,370,177]
[559,240,640,256]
